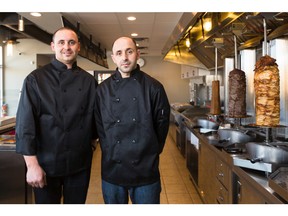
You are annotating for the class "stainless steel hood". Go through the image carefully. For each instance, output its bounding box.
[163,12,288,71]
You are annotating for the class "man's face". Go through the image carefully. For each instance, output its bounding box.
[111,37,140,75]
[51,29,80,67]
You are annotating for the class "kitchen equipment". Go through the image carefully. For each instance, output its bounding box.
[216,129,256,147]
[268,167,288,202]
[186,129,199,186]
[193,118,219,130]
[246,142,288,164]
[174,106,211,158]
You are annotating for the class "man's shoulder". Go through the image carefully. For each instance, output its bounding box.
[140,71,163,87]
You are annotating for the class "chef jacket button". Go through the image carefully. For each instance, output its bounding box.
[116,79,120,83]
[132,97,137,101]
[116,119,121,123]
[132,118,136,122]
[116,98,120,102]
[133,78,137,81]
[116,140,120,144]
[132,140,136,143]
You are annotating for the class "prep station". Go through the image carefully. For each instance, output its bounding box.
[170,103,288,204]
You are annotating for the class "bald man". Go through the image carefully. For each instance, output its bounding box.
[95,37,170,204]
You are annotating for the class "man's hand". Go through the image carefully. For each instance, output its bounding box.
[24,155,47,188]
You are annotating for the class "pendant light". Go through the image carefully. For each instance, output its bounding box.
[18,16,24,31]
[6,40,14,56]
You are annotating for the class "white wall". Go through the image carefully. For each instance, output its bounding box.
[3,39,189,115]
[131,56,189,104]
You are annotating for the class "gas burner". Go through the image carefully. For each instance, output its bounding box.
[223,143,247,154]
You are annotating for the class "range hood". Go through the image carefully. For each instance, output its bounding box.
[162,12,288,71]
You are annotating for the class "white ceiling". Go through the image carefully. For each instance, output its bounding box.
[20,12,184,56]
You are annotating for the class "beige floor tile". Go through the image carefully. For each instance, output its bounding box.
[165,183,189,194]
[166,193,194,204]
[163,176,184,185]
[160,193,168,204]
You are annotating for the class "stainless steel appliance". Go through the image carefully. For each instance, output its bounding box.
[185,117,219,186]
[176,115,186,157]
[185,128,199,185]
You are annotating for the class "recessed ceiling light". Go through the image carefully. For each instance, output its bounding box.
[127,16,136,21]
[131,33,138,37]
[30,12,42,17]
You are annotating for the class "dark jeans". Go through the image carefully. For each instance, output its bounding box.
[102,179,161,204]
[33,168,91,204]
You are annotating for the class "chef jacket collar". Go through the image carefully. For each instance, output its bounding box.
[51,58,78,72]
[114,64,140,80]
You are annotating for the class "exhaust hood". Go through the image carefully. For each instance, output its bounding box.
[163,12,288,71]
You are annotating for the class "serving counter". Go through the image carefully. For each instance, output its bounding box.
[188,125,286,203]
[172,107,288,204]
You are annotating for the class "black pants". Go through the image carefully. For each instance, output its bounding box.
[33,168,91,204]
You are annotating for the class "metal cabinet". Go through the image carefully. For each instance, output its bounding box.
[197,133,234,204]
[215,178,229,204]
[198,141,217,203]
[215,159,232,203]
[233,167,285,204]
[235,175,266,204]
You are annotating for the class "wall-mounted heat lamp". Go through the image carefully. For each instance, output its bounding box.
[18,16,24,31]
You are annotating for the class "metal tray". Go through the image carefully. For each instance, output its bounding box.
[268,167,288,202]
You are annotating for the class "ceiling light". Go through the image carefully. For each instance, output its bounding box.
[127,16,136,21]
[18,16,24,31]
[6,40,14,56]
[185,38,191,48]
[203,18,212,31]
[30,12,42,17]
[131,33,138,37]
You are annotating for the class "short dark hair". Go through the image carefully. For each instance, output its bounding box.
[52,27,79,42]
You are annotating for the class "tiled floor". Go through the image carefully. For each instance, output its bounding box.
[85,127,203,204]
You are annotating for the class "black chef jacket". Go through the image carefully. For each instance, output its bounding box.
[95,65,170,187]
[16,59,98,177]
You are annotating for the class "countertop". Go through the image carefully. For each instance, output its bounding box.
[0,121,16,151]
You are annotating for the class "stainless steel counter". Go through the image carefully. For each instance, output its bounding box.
[183,116,287,204]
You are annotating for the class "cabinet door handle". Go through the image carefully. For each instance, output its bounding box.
[237,180,242,202]
[218,195,224,202]
[218,172,224,177]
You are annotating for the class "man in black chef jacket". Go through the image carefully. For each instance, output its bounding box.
[16,27,98,204]
[95,37,170,204]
